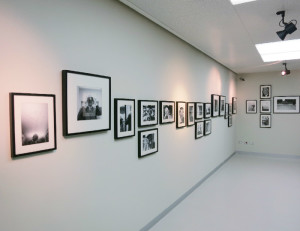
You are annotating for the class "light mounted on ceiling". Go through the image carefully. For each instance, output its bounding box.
[281,62,291,76]
[276,11,297,40]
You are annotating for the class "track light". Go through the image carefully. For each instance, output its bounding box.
[281,62,290,76]
[276,11,297,40]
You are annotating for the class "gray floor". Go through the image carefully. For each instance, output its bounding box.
[150,153,300,231]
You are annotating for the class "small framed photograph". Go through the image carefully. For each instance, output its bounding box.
[160,101,175,124]
[195,121,204,139]
[10,93,57,157]
[224,103,229,119]
[260,85,271,99]
[114,98,135,139]
[229,103,232,115]
[195,102,204,120]
[138,100,158,127]
[211,94,219,117]
[260,100,271,113]
[204,119,212,136]
[138,128,158,158]
[204,103,211,118]
[187,102,195,126]
[176,101,186,128]
[246,100,257,114]
[62,70,111,136]
[232,97,237,114]
[219,96,226,116]
[228,115,232,127]
[260,114,271,128]
[273,96,300,114]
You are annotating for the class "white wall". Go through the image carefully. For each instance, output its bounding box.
[236,70,300,156]
[0,0,236,230]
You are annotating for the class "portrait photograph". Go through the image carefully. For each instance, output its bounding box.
[10,93,57,157]
[229,103,232,115]
[138,128,158,158]
[228,115,232,127]
[187,102,195,126]
[219,95,226,116]
[195,121,204,139]
[62,70,111,136]
[225,103,229,119]
[204,103,211,118]
[204,119,212,136]
[246,100,257,114]
[260,114,271,128]
[114,98,135,139]
[176,101,186,128]
[273,96,300,114]
[211,94,219,117]
[195,102,204,120]
[260,100,271,113]
[138,100,158,127]
[160,101,175,124]
[232,97,237,114]
[260,85,271,99]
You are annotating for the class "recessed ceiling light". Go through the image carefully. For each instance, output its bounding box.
[230,0,256,5]
[255,39,300,62]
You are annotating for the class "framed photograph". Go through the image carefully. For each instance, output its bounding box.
[195,121,204,139]
[62,70,111,136]
[204,103,211,118]
[195,102,204,120]
[10,93,57,157]
[219,96,226,116]
[260,100,271,113]
[246,100,257,114]
[224,103,229,119]
[229,103,232,115]
[273,96,300,114]
[160,101,175,124]
[228,115,232,127]
[211,94,219,117]
[176,101,186,128]
[138,128,158,158]
[114,98,135,139]
[187,102,195,126]
[204,119,212,136]
[138,100,158,127]
[232,97,237,114]
[260,114,271,128]
[260,85,271,99]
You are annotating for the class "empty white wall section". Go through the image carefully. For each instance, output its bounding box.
[236,70,300,156]
[0,0,236,230]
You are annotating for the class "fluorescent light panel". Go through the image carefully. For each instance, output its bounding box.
[256,39,300,62]
[230,0,256,5]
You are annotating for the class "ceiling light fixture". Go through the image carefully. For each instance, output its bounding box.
[230,0,256,5]
[281,62,290,76]
[276,11,297,40]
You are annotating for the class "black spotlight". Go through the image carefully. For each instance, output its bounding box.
[276,11,297,40]
[281,62,291,76]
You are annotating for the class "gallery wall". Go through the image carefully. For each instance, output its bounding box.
[236,70,300,156]
[0,0,236,230]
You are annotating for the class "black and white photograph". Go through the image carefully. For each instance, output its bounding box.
[232,97,237,114]
[62,70,111,136]
[219,95,226,116]
[204,103,211,118]
[10,93,57,157]
[228,115,232,127]
[204,119,212,136]
[273,96,300,114]
[225,103,229,119]
[160,101,175,124]
[176,101,186,128]
[195,121,204,139]
[260,114,271,128]
[260,85,271,99]
[114,98,135,139]
[229,103,232,115]
[260,100,271,113]
[138,128,158,158]
[138,100,158,127]
[187,102,195,126]
[195,102,204,120]
[246,100,257,114]
[211,94,219,117]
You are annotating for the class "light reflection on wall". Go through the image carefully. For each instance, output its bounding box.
[206,67,222,95]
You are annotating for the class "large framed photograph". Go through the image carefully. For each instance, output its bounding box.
[187,102,195,126]
[195,121,204,139]
[204,119,212,136]
[10,93,57,157]
[260,100,271,113]
[138,100,158,127]
[232,97,237,114]
[246,100,257,114]
[176,101,186,128]
[62,70,111,136]
[195,102,204,120]
[224,103,229,119]
[211,94,219,117]
[138,128,158,158]
[114,98,135,139]
[204,103,211,118]
[273,96,300,114]
[219,95,226,116]
[228,115,232,127]
[160,101,175,124]
[260,114,271,128]
[260,85,271,99]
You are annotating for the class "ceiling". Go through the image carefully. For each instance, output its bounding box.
[119,0,300,74]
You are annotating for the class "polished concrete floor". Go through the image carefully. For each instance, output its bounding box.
[150,153,300,231]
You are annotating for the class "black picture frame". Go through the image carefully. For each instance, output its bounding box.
[195,102,204,120]
[260,85,271,99]
[204,119,212,136]
[62,70,111,136]
[114,98,135,139]
[195,121,204,139]
[204,103,211,118]
[228,115,232,127]
[260,100,271,113]
[10,93,57,157]
[224,103,229,119]
[138,128,158,158]
[246,100,257,114]
[232,97,237,114]
[211,94,219,117]
[229,103,232,115]
[273,96,300,114]
[138,100,158,127]
[176,101,186,128]
[260,114,271,128]
[187,102,195,126]
[160,101,175,124]
[219,95,226,116]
